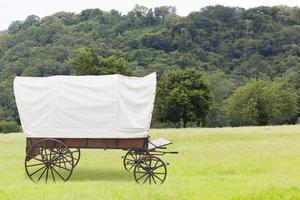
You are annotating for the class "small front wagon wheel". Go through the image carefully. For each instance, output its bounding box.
[25,139,74,183]
[123,149,149,172]
[133,156,167,184]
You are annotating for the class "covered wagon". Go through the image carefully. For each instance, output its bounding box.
[14,73,177,184]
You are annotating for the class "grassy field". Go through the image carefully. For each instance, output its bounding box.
[1,125,300,200]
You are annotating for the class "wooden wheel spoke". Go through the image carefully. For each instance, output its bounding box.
[50,166,56,182]
[51,153,61,162]
[124,158,135,162]
[51,166,67,181]
[45,167,49,183]
[137,173,148,181]
[138,162,149,171]
[30,156,44,162]
[42,147,48,160]
[61,155,73,166]
[153,159,159,168]
[37,166,47,181]
[63,153,74,160]
[46,149,52,159]
[49,149,58,160]
[48,149,53,160]
[143,174,150,184]
[53,160,71,165]
[137,153,143,159]
[29,165,46,177]
[128,163,135,171]
[151,174,157,184]
[153,172,166,175]
[27,163,45,167]
[52,160,72,168]
[134,171,146,174]
[44,153,52,160]
[152,174,164,182]
[125,158,135,162]
[61,156,67,168]
[72,157,78,161]
[125,160,135,165]
[52,163,72,171]
[129,153,136,160]
[149,158,152,168]
[56,156,62,168]
[153,164,164,171]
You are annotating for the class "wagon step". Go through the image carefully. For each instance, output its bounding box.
[148,138,172,150]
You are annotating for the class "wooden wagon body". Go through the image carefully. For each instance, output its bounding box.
[26,137,148,151]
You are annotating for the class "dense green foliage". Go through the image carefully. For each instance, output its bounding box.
[0,121,20,133]
[0,5,299,129]
[224,79,298,126]
[155,68,210,127]
[68,48,130,75]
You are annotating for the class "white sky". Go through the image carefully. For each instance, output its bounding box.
[0,0,299,31]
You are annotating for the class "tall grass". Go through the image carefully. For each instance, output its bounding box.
[0,125,300,200]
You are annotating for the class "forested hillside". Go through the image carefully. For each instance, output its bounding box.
[0,5,299,129]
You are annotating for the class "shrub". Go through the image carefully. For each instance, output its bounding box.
[0,121,21,133]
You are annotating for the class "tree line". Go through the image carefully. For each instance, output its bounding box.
[69,48,299,127]
[0,5,299,132]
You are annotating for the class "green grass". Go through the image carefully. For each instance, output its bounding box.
[1,125,300,200]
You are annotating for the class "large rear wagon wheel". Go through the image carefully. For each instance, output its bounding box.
[123,149,149,172]
[25,139,74,183]
[133,156,167,184]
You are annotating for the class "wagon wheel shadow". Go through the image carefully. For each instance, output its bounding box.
[70,167,132,182]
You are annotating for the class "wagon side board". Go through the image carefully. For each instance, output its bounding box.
[26,137,148,150]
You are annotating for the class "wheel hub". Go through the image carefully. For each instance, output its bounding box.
[145,167,153,174]
[44,160,51,167]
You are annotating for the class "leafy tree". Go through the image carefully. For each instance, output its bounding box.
[53,12,78,25]
[68,48,130,75]
[154,6,176,21]
[141,33,172,51]
[205,70,236,127]
[0,80,18,122]
[7,20,23,34]
[67,48,100,75]
[23,15,40,29]
[224,79,298,126]
[155,68,210,127]
[79,8,104,21]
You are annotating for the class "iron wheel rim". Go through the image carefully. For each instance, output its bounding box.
[70,148,81,167]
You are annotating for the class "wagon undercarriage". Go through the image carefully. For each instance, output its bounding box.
[25,138,177,184]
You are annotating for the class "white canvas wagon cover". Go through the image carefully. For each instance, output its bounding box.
[14,73,156,138]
